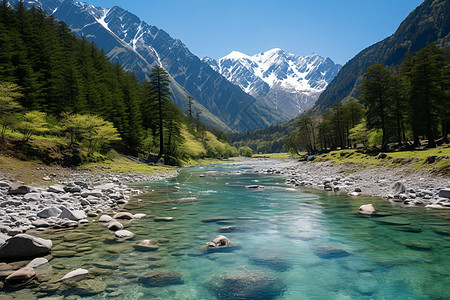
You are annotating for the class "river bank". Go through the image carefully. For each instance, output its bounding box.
[248,158,450,209]
[0,156,178,237]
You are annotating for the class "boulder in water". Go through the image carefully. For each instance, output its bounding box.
[358,204,376,215]
[5,267,36,286]
[113,212,134,220]
[248,250,291,272]
[313,246,351,259]
[137,270,183,287]
[0,234,52,259]
[133,240,159,252]
[206,270,285,300]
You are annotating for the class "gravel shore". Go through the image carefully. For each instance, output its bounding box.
[248,158,450,209]
[0,168,177,237]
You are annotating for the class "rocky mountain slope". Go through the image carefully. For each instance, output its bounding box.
[203,49,341,119]
[9,0,287,132]
[313,0,450,113]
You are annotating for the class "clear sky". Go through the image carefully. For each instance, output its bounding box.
[84,0,424,65]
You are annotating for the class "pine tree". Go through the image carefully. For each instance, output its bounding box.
[148,66,172,159]
[407,43,444,148]
[360,64,393,150]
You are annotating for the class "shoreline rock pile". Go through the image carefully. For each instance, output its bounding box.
[248,159,450,209]
[0,180,140,236]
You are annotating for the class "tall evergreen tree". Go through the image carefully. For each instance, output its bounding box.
[360,64,393,150]
[148,66,172,159]
[407,43,444,148]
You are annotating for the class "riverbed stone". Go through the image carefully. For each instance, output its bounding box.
[26,258,49,269]
[63,279,107,296]
[249,251,291,272]
[359,204,376,215]
[8,185,31,195]
[154,216,174,222]
[5,267,36,285]
[81,190,103,198]
[113,212,134,220]
[206,270,285,300]
[137,270,183,287]
[313,246,351,259]
[61,268,89,281]
[107,221,124,231]
[438,188,450,199]
[58,208,86,221]
[133,240,159,252]
[218,226,240,233]
[63,232,91,242]
[23,193,42,202]
[98,215,113,222]
[0,181,11,188]
[37,207,62,219]
[133,213,147,219]
[392,182,406,194]
[115,230,134,240]
[375,216,411,226]
[0,234,52,259]
[47,185,65,193]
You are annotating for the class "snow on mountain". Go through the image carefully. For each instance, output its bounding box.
[203,49,341,118]
[8,0,288,132]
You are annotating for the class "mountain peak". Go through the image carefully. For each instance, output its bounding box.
[222,50,250,61]
[204,48,342,118]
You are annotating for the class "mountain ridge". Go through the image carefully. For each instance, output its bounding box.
[9,0,287,132]
[203,48,341,119]
[313,0,450,113]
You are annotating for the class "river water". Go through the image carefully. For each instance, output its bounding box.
[5,162,450,299]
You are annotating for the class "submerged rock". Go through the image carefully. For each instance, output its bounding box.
[248,251,291,272]
[313,246,351,259]
[375,216,411,226]
[206,270,285,300]
[62,279,107,296]
[133,240,159,252]
[5,267,36,286]
[137,270,183,287]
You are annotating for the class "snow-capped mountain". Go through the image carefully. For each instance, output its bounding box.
[8,0,288,132]
[203,49,341,118]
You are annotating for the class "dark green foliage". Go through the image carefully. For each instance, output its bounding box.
[286,101,364,154]
[232,122,295,154]
[314,0,450,114]
[360,64,393,150]
[0,3,144,152]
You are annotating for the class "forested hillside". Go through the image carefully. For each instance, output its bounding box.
[0,2,236,164]
[313,0,450,113]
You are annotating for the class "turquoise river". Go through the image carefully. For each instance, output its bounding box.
[3,161,450,299]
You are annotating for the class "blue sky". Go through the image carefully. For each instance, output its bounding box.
[85,0,423,64]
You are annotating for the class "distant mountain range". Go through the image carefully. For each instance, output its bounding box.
[313,0,450,113]
[233,0,450,152]
[203,49,341,119]
[9,0,288,132]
